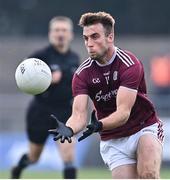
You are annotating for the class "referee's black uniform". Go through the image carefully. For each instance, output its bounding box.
[27,45,80,144]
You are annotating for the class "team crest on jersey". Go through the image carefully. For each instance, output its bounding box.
[103,71,110,76]
[103,71,110,85]
[104,76,109,85]
[113,71,118,81]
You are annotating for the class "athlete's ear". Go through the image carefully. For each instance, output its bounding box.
[107,33,114,43]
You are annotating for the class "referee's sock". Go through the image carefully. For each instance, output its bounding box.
[11,154,32,179]
[63,162,77,179]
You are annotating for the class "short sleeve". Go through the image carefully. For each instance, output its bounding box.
[72,73,89,97]
[120,63,143,90]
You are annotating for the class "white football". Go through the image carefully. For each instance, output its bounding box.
[15,58,52,95]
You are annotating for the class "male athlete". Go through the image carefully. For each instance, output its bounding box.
[11,16,79,179]
[49,12,164,179]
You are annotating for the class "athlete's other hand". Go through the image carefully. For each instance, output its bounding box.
[78,110,103,142]
[48,114,73,143]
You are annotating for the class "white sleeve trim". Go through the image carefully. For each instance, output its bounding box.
[120,86,138,92]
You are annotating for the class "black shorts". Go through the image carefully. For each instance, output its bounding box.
[26,100,72,144]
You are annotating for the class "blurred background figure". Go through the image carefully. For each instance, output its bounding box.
[11,16,80,179]
[0,0,170,179]
[150,55,170,115]
[151,56,170,94]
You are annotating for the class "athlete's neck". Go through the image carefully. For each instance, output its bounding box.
[98,45,115,64]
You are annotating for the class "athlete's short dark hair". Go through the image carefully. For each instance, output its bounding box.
[79,12,115,36]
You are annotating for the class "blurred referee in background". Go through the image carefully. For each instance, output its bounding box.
[11,16,80,179]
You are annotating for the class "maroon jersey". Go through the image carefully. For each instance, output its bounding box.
[72,47,159,140]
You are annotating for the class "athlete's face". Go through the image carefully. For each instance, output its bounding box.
[83,23,113,60]
[49,21,73,49]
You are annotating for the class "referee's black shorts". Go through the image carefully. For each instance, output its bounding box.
[26,100,72,144]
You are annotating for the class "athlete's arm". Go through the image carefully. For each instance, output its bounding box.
[48,94,89,143]
[66,94,89,134]
[100,86,137,130]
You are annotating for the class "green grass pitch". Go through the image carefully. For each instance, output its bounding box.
[0,168,170,179]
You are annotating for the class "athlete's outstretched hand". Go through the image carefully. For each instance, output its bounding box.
[48,114,74,143]
[78,110,103,142]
